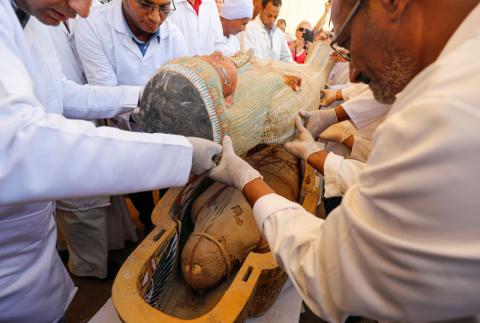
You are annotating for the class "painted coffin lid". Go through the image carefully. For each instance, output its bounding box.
[139,42,335,155]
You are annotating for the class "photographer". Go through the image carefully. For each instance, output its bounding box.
[290,21,313,64]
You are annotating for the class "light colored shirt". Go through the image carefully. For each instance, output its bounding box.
[242,15,293,63]
[252,4,480,322]
[75,0,187,87]
[0,3,193,322]
[222,33,241,56]
[341,83,390,130]
[169,0,227,56]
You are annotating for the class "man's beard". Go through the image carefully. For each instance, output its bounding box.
[369,52,420,104]
[365,19,421,104]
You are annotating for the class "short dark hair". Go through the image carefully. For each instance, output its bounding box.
[261,0,282,9]
[277,19,286,26]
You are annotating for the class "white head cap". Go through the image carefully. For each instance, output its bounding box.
[221,0,253,20]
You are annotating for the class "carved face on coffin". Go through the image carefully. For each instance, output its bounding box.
[139,52,238,141]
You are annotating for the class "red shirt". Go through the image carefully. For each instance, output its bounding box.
[291,48,307,64]
[187,0,202,15]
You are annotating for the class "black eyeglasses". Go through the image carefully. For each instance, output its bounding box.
[298,27,305,32]
[330,0,365,61]
[135,0,176,17]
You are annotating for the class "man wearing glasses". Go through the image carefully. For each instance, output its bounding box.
[209,0,480,321]
[242,0,293,62]
[72,0,187,277]
[75,0,185,87]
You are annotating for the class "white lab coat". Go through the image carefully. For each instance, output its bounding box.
[169,0,227,56]
[47,20,137,278]
[46,20,110,212]
[47,20,86,85]
[75,0,188,87]
[223,34,241,56]
[0,3,192,322]
[242,15,293,63]
[252,4,480,322]
[342,84,390,130]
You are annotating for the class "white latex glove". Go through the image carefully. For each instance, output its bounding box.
[320,89,341,106]
[320,123,354,144]
[284,115,325,161]
[187,137,222,175]
[209,136,262,191]
[299,108,338,139]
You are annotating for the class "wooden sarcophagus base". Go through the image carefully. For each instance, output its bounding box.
[112,145,319,322]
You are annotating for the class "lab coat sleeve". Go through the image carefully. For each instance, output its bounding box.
[242,25,258,55]
[342,89,390,129]
[74,16,118,86]
[349,135,372,162]
[253,97,480,322]
[341,83,369,100]
[0,37,192,205]
[279,33,294,63]
[62,79,141,120]
[168,23,189,58]
[210,4,229,55]
[323,153,365,198]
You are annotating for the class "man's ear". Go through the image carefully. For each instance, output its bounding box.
[377,0,411,22]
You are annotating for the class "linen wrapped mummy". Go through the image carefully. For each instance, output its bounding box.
[139,43,334,155]
[181,145,299,291]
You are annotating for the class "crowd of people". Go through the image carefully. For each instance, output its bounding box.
[1,0,480,322]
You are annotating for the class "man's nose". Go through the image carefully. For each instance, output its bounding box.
[148,9,162,24]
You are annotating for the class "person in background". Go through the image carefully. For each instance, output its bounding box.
[215,0,223,14]
[168,0,227,56]
[0,1,221,322]
[290,20,313,64]
[276,18,292,42]
[252,0,261,18]
[313,0,332,41]
[75,0,188,239]
[219,0,252,56]
[242,0,293,62]
[46,18,138,280]
[209,0,480,321]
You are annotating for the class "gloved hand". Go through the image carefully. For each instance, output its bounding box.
[187,137,222,175]
[320,123,354,144]
[320,89,341,106]
[209,136,262,191]
[299,108,338,139]
[284,115,325,161]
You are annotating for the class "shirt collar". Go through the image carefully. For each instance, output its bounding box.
[255,15,277,35]
[11,0,30,28]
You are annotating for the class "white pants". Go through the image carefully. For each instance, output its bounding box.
[56,196,137,279]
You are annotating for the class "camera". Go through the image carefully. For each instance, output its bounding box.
[302,29,314,49]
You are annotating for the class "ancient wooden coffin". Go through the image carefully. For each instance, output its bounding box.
[112,150,320,322]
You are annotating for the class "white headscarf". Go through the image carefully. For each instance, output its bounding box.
[220,0,253,20]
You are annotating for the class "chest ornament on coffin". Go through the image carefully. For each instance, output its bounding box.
[182,145,300,291]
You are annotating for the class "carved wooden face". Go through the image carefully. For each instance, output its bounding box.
[199,52,238,99]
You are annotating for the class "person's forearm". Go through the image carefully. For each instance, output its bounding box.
[334,105,350,122]
[307,150,330,175]
[342,135,355,150]
[243,178,275,206]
